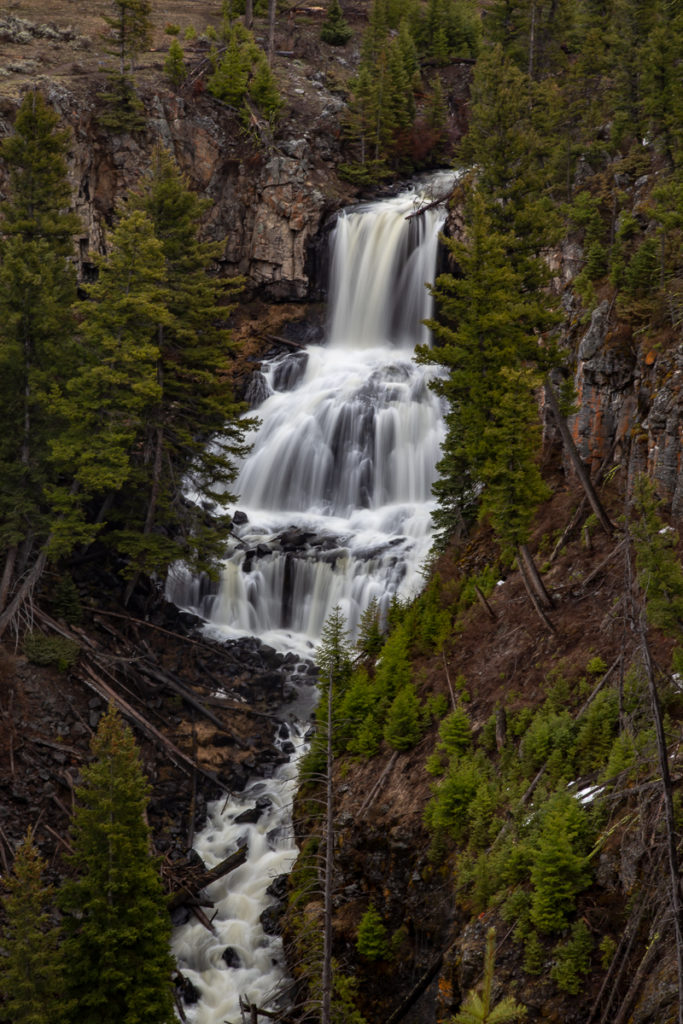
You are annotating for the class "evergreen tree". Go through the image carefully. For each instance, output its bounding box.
[59,706,175,1024]
[164,39,187,88]
[115,149,252,588]
[49,208,168,557]
[356,596,384,659]
[356,904,390,960]
[384,683,423,750]
[0,91,80,616]
[97,72,147,133]
[460,46,560,305]
[418,190,541,538]
[208,24,282,119]
[631,474,683,634]
[317,604,354,692]
[321,0,353,46]
[478,367,550,562]
[529,793,591,934]
[452,927,526,1023]
[0,828,63,1024]
[105,0,152,75]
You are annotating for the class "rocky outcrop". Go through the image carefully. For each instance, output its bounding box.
[567,295,683,514]
[0,74,352,302]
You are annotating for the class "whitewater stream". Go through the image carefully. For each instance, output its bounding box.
[170,176,451,1024]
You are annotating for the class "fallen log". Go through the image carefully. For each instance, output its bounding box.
[266,333,308,351]
[167,845,249,911]
[76,660,228,793]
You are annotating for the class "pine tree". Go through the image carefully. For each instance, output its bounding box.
[356,904,390,960]
[383,683,423,750]
[460,46,560,305]
[105,0,152,75]
[452,927,526,1023]
[529,794,591,934]
[418,190,540,538]
[59,706,175,1024]
[321,0,353,46]
[478,367,551,562]
[631,474,683,634]
[49,208,168,557]
[164,39,187,88]
[317,604,354,693]
[0,91,80,617]
[0,828,63,1024]
[119,148,252,589]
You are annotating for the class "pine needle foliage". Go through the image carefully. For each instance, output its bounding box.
[452,928,526,1024]
[0,828,63,1024]
[59,707,175,1024]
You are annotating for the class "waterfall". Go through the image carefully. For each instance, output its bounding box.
[168,176,450,655]
[170,174,451,1024]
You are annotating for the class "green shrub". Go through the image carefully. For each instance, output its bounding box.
[384,684,424,751]
[529,794,591,934]
[438,707,472,757]
[424,756,485,842]
[551,920,593,993]
[356,905,390,960]
[164,39,187,88]
[321,0,353,45]
[23,631,80,671]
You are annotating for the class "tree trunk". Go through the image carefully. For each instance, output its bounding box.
[0,545,17,614]
[544,376,613,536]
[517,550,556,633]
[321,673,334,1024]
[268,0,276,63]
[518,543,553,608]
[0,547,47,638]
[244,0,253,30]
[641,629,683,1024]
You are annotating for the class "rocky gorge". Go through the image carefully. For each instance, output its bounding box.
[1,2,683,1023]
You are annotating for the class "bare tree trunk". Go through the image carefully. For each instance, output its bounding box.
[517,550,556,633]
[321,672,334,1024]
[244,0,253,30]
[641,629,683,1024]
[544,375,613,536]
[518,543,554,608]
[268,0,276,63]
[0,547,47,638]
[0,546,17,614]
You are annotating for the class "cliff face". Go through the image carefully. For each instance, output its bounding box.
[1,77,350,302]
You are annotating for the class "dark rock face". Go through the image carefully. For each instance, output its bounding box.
[557,296,683,515]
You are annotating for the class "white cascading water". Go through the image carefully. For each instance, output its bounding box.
[169,177,449,655]
[170,176,451,1024]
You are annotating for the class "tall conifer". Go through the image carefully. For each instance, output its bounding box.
[59,706,175,1024]
[0,829,63,1024]
[0,91,79,614]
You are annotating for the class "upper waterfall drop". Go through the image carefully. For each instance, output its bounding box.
[326,191,445,349]
[168,176,452,654]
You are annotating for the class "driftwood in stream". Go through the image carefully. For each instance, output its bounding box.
[266,333,308,351]
[167,844,248,911]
